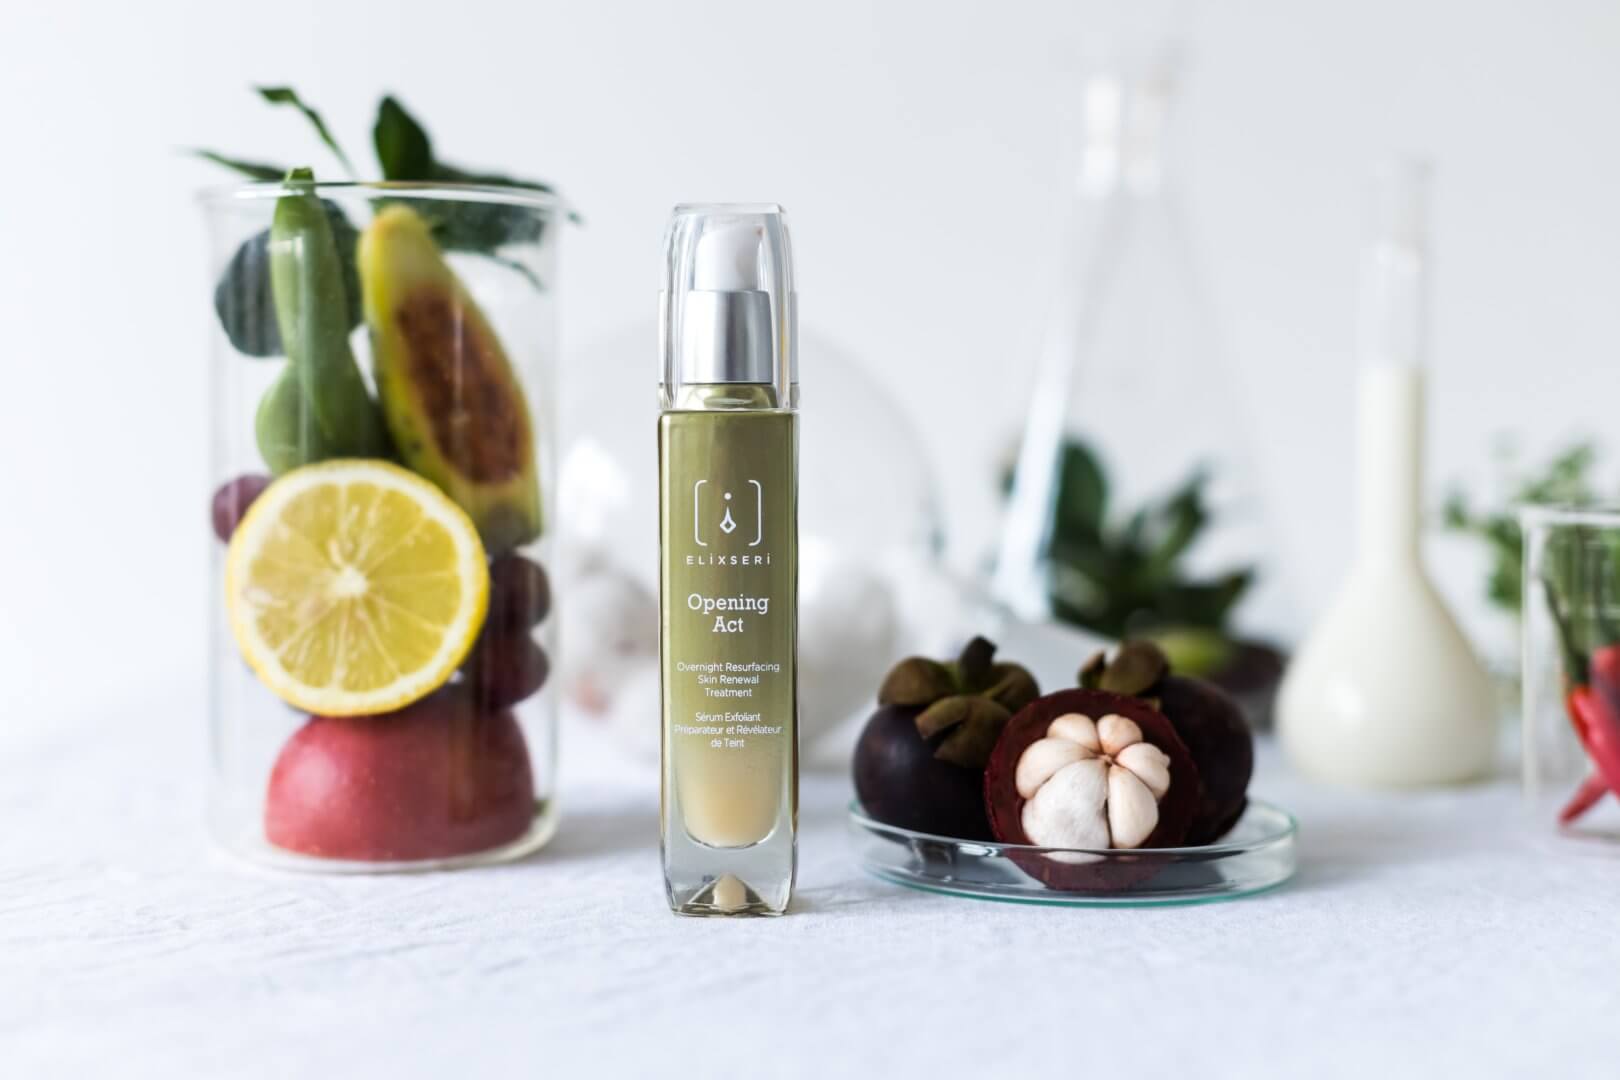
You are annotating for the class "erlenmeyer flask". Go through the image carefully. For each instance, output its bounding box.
[994,48,1283,658]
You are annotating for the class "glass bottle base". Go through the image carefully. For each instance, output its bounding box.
[669,874,786,917]
[663,819,795,916]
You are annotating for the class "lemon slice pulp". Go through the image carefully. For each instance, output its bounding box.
[226,459,490,716]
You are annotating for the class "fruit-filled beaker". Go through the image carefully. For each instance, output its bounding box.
[1522,506,1620,845]
[201,182,562,870]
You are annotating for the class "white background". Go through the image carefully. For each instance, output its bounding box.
[3,0,1619,730]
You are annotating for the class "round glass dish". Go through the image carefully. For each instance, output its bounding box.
[849,799,1298,906]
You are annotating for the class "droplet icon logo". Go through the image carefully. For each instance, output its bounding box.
[693,481,763,547]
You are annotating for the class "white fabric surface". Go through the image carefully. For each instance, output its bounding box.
[6,702,1619,1079]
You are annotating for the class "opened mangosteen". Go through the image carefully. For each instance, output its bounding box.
[853,637,1038,841]
[983,687,1200,891]
[1081,640,1254,844]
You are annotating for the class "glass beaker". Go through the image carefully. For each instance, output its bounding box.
[1522,506,1620,844]
[201,181,562,871]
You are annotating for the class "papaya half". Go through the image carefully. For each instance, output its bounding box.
[358,205,542,553]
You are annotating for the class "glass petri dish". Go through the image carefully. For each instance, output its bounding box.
[849,799,1298,906]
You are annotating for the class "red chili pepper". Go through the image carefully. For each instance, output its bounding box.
[1559,773,1608,824]
[1592,644,1620,693]
[1560,679,1620,824]
[1540,574,1620,824]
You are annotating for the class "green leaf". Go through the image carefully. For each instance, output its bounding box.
[193,150,289,180]
[1052,440,1107,541]
[1440,492,1469,529]
[370,95,579,261]
[432,162,583,224]
[373,95,435,180]
[257,86,355,176]
[1156,570,1253,631]
[1139,473,1209,580]
[1444,440,1599,616]
[421,199,548,253]
[1542,573,1590,685]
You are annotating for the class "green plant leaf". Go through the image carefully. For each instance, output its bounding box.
[1155,570,1253,631]
[1032,436,1253,638]
[432,162,582,224]
[193,150,289,180]
[1443,439,1600,617]
[1053,440,1107,541]
[1139,473,1209,581]
[257,86,354,176]
[371,95,572,257]
[1542,572,1590,685]
[422,199,548,253]
[373,95,436,181]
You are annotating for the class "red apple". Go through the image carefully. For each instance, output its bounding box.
[265,690,535,862]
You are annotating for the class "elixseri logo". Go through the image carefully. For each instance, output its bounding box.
[694,479,763,547]
[688,479,772,565]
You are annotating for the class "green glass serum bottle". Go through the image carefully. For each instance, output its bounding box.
[659,205,798,916]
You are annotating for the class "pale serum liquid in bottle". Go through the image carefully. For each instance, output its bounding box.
[659,206,798,915]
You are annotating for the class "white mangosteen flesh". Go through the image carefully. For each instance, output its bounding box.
[1015,712,1173,852]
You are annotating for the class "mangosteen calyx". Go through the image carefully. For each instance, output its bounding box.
[1079,639,1170,698]
[875,636,1039,769]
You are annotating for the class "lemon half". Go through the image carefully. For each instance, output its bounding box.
[226,459,489,716]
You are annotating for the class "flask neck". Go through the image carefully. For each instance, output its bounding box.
[1352,158,1433,564]
[1355,366,1424,563]
[1076,58,1179,197]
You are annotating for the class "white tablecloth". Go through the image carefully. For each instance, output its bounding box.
[7,701,1618,1079]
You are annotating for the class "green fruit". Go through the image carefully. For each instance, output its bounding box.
[1150,627,1234,679]
[253,176,390,472]
[359,204,541,551]
[255,174,392,474]
[255,367,344,475]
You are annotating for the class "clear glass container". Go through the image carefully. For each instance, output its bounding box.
[993,48,1285,657]
[201,182,562,871]
[849,799,1297,906]
[1522,506,1620,845]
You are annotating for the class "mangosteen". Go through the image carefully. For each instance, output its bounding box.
[982,687,1201,892]
[1153,628,1285,732]
[1081,640,1255,844]
[1157,676,1253,843]
[852,637,1038,841]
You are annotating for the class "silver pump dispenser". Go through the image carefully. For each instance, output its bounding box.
[661,205,796,396]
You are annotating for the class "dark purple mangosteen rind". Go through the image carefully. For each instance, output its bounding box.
[1159,675,1254,845]
[983,688,1202,893]
[854,704,996,841]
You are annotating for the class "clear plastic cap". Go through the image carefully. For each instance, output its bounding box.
[660,204,796,398]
